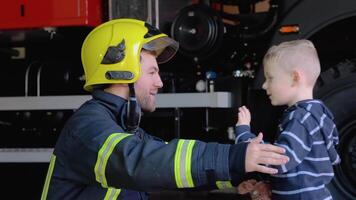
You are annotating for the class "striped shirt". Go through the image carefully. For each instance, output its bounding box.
[236,99,340,200]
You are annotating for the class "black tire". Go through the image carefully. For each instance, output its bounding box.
[314,60,356,200]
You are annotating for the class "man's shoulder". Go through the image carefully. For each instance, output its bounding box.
[66,100,119,130]
[75,99,112,116]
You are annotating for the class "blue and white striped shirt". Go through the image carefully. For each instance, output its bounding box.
[236,100,340,200]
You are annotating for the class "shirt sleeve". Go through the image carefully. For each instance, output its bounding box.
[235,125,256,143]
[273,119,313,173]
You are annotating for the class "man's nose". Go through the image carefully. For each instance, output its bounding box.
[156,75,163,88]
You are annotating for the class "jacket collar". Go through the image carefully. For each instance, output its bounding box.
[92,89,127,118]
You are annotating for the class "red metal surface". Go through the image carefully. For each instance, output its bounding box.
[0,0,102,30]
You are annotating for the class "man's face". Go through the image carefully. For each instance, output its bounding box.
[134,51,163,112]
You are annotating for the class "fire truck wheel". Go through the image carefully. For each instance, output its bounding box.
[314,59,356,200]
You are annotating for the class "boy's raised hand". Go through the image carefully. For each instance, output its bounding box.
[236,106,251,126]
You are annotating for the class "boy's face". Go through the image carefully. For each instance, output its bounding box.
[262,63,296,106]
[134,50,163,112]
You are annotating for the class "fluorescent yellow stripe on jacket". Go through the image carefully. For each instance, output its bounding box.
[174,139,196,188]
[104,187,121,200]
[41,155,56,200]
[94,133,131,188]
[216,181,233,189]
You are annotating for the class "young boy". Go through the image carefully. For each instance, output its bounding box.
[235,39,341,200]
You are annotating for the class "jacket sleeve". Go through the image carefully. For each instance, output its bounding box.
[70,119,248,192]
[273,119,313,173]
[235,125,256,143]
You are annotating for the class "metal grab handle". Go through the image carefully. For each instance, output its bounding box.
[36,64,44,96]
[25,61,39,96]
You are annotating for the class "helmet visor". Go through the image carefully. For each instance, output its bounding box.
[143,36,179,64]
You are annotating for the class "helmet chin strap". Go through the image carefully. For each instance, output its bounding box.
[125,84,142,133]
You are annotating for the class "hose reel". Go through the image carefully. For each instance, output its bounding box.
[171,4,224,62]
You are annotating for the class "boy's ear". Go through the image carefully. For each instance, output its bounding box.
[292,70,301,84]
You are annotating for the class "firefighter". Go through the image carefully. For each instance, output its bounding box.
[41,18,288,200]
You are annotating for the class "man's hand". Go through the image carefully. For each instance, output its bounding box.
[245,133,289,174]
[236,106,251,126]
[249,132,264,143]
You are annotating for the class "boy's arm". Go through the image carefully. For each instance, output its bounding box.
[273,119,313,173]
[235,125,256,143]
[235,106,256,143]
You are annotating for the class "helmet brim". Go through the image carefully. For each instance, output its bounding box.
[143,36,179,64]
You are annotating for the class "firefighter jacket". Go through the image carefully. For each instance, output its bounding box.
[41,89,247,200]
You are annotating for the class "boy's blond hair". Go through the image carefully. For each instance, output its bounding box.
[263,39,321,86]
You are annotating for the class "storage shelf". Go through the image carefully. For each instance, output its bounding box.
[0,148,53,163]
[0,92,232,110]
[0,92,232,163]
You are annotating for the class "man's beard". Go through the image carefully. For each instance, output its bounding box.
[137,92,155,112]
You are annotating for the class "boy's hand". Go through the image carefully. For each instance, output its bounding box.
[237,179,271,200]
[236,106,251,126]
[237,179,257,194]
[250,181,271,200]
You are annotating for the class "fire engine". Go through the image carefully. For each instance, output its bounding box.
[0,0,355,199]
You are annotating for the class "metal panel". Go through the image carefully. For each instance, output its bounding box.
[156,92,232,108]
[0,92,232,111]
[0,95,91,110]
[0,148,53,163]
[0,0,102,29]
